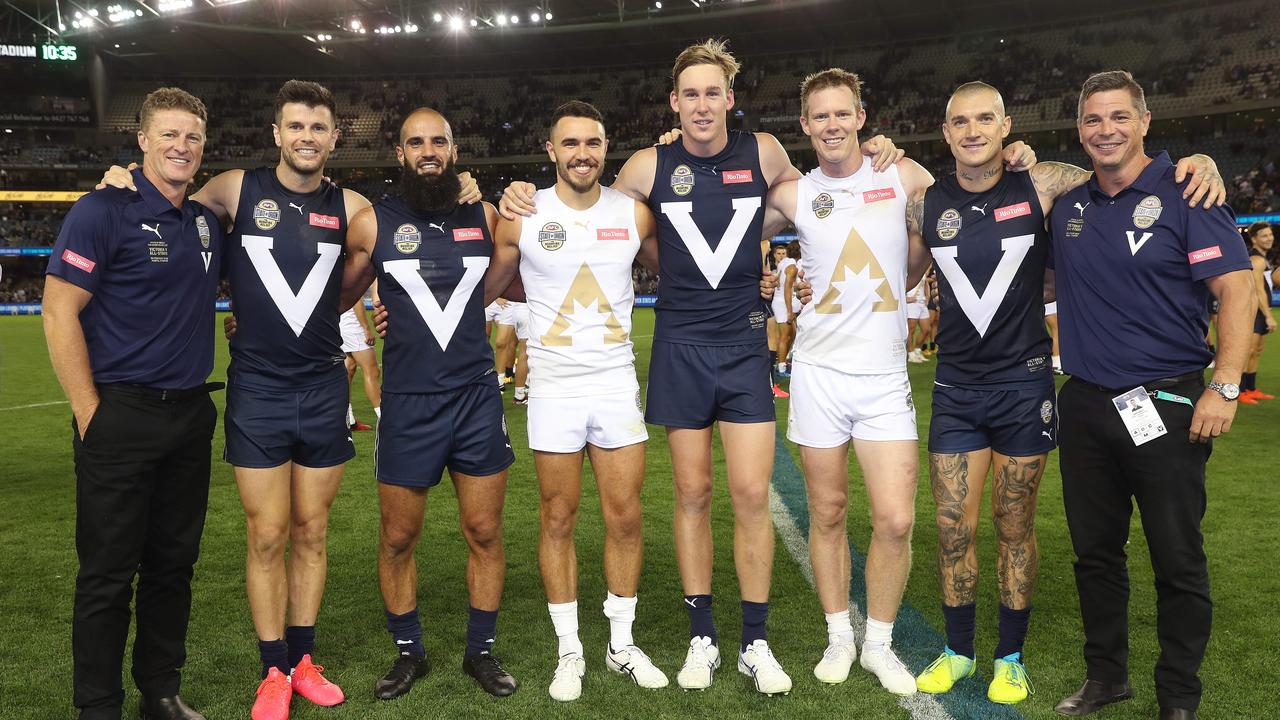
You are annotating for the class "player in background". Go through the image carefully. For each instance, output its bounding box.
[341,285,381,430]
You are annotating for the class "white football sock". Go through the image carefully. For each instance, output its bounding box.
[824,608,856,645]
[548,601,583,658]
[602,592,637,649]
[345,403,355,427]
[863,616,894,651]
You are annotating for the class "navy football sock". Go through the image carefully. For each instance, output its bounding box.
[942,602,977,659]
[385,607,425,659]
[466,607,499,656]
[994,604,1032,660]
[258,638,289,678]
[285,625,315,669]
[740,600,769,652]
[684,594,717,645]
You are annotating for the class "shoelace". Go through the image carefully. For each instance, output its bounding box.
[554,657,583,680]
[877,648,910,675]
[1002,660,1036,695]
[684,641,710,668]
[822,644,854,662]
[297,662,328,684]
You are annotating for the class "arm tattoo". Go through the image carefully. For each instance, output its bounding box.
[993,456,1045,609]
[1031,161,1092,200]
[906,190,926,236]
[930,453,978,605]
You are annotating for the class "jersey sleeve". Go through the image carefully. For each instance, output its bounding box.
[45,194,114,294]
[1181,199,1251,282]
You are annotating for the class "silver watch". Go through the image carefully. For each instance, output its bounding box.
[1207,381,1240,401]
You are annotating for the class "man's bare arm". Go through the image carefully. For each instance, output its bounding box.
[612,146,658,202]
[342,187,373,224]
[755,132,803,187]
[635,200,659,273]
[42,275,98,438]
[762,180,798,239]
[485,209,523,306]
[900,158,936,289]
[1191,269,1253,442]
[338,206,378,310]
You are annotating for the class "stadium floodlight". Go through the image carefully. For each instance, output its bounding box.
[433,12,443,22]
[350,18,362,30]
[450,15,464,30]
[544,11,552,20]
[529,12,539,22]
[655,1,662,7]
[469,17,478,26]
[495,14,507,25]
[74,10,83,18]
[510,14,519,23]
[157,0,194,12]
[395,25,402,32]
[88,8,98,16]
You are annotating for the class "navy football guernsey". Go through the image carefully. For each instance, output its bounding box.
[226,167,347,388]
[649,131,769,345]
[372,195,495,394]
[924,170,1052,386]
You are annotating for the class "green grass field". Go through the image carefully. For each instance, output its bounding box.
[1,311,1277,719]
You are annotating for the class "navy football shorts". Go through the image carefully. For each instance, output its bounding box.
[645,340,776,429]
[224,373,355,468]
[375,382,514,488]
[928,380,1058,457]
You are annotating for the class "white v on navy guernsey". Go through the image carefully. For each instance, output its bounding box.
[226,167,347,388]
[924,169,1052,386]
[649,130,769,345]
[46,167,224,389]
[371,195,495,394]
[1048,151,1251,388]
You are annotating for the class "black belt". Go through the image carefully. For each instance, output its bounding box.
[98,381,226,401]
[1074,370,1204,395]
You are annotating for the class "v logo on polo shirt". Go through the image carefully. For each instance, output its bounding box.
[932,234,1036,337]
[240,235,342,337]
[382,255,489,352]
[659,197,762,289]
[1126,231,1153,256]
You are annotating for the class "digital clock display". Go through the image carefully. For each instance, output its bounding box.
[41,44,78,61]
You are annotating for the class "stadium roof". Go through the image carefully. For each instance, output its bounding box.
[2,0,1211,74]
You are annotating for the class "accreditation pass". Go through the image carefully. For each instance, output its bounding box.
[1111,387,1167,446]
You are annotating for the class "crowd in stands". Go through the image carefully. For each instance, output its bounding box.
[0,204,62,247]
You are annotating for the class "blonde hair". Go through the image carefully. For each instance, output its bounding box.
[140,87,207,130]
[671,38,740,92]
[799,68,864,117]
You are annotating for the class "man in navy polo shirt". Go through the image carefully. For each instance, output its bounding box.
[43,88,222,720]
[1048,71,1254,720]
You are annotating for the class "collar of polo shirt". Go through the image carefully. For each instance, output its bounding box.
[1085,151,1173,202]
[131,166,188,216]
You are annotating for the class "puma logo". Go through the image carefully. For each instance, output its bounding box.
[971,204,987,216]
[1041,430,1053,439]
[427,222,446,233]
[1074,202,1089,216]
[573,219,589,230]
[140,223,162,240]
[289,202,305,215]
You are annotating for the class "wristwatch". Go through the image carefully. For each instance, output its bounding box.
[1207,381,1240,401]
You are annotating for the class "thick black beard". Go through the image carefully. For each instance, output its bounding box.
[400,161,461,214]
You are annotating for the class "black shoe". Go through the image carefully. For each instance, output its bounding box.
[463,653,518,697]
[1159,709,1197,720]
[138,695,205,720]
[375,653,429,700]
[1055,679,1134,716]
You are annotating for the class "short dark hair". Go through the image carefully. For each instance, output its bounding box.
[1077,70,1147,120]
[1248,221,1271,237]
[274,80,337,124]
[549,100,605,137]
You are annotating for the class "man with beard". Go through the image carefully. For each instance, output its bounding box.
[98,82,480,720]
[338,108,518,700]
[480,101,666,702]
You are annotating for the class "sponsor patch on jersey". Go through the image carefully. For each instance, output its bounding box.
[937,208,962,241]
[538,222,567,251]
[1026,356,1048,373]
[1188,246,1223,264]
[148,238,168,263]
[195,216,211,248]
[862,187,896,204]
[253,198,281,231]
[722,169,753,184]
[1040,399,1054,424]
[309,213,340,229]
[393,223,422,254]
[1066,217,1084,238]
[1133,195,1162,229]
[671,164,695,196]
[453,227,485,242]
[812,192,834,219]
[995,201,1032,222]
[61,248,95,273]
[748,309,767,330]
[597,228,630,241]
